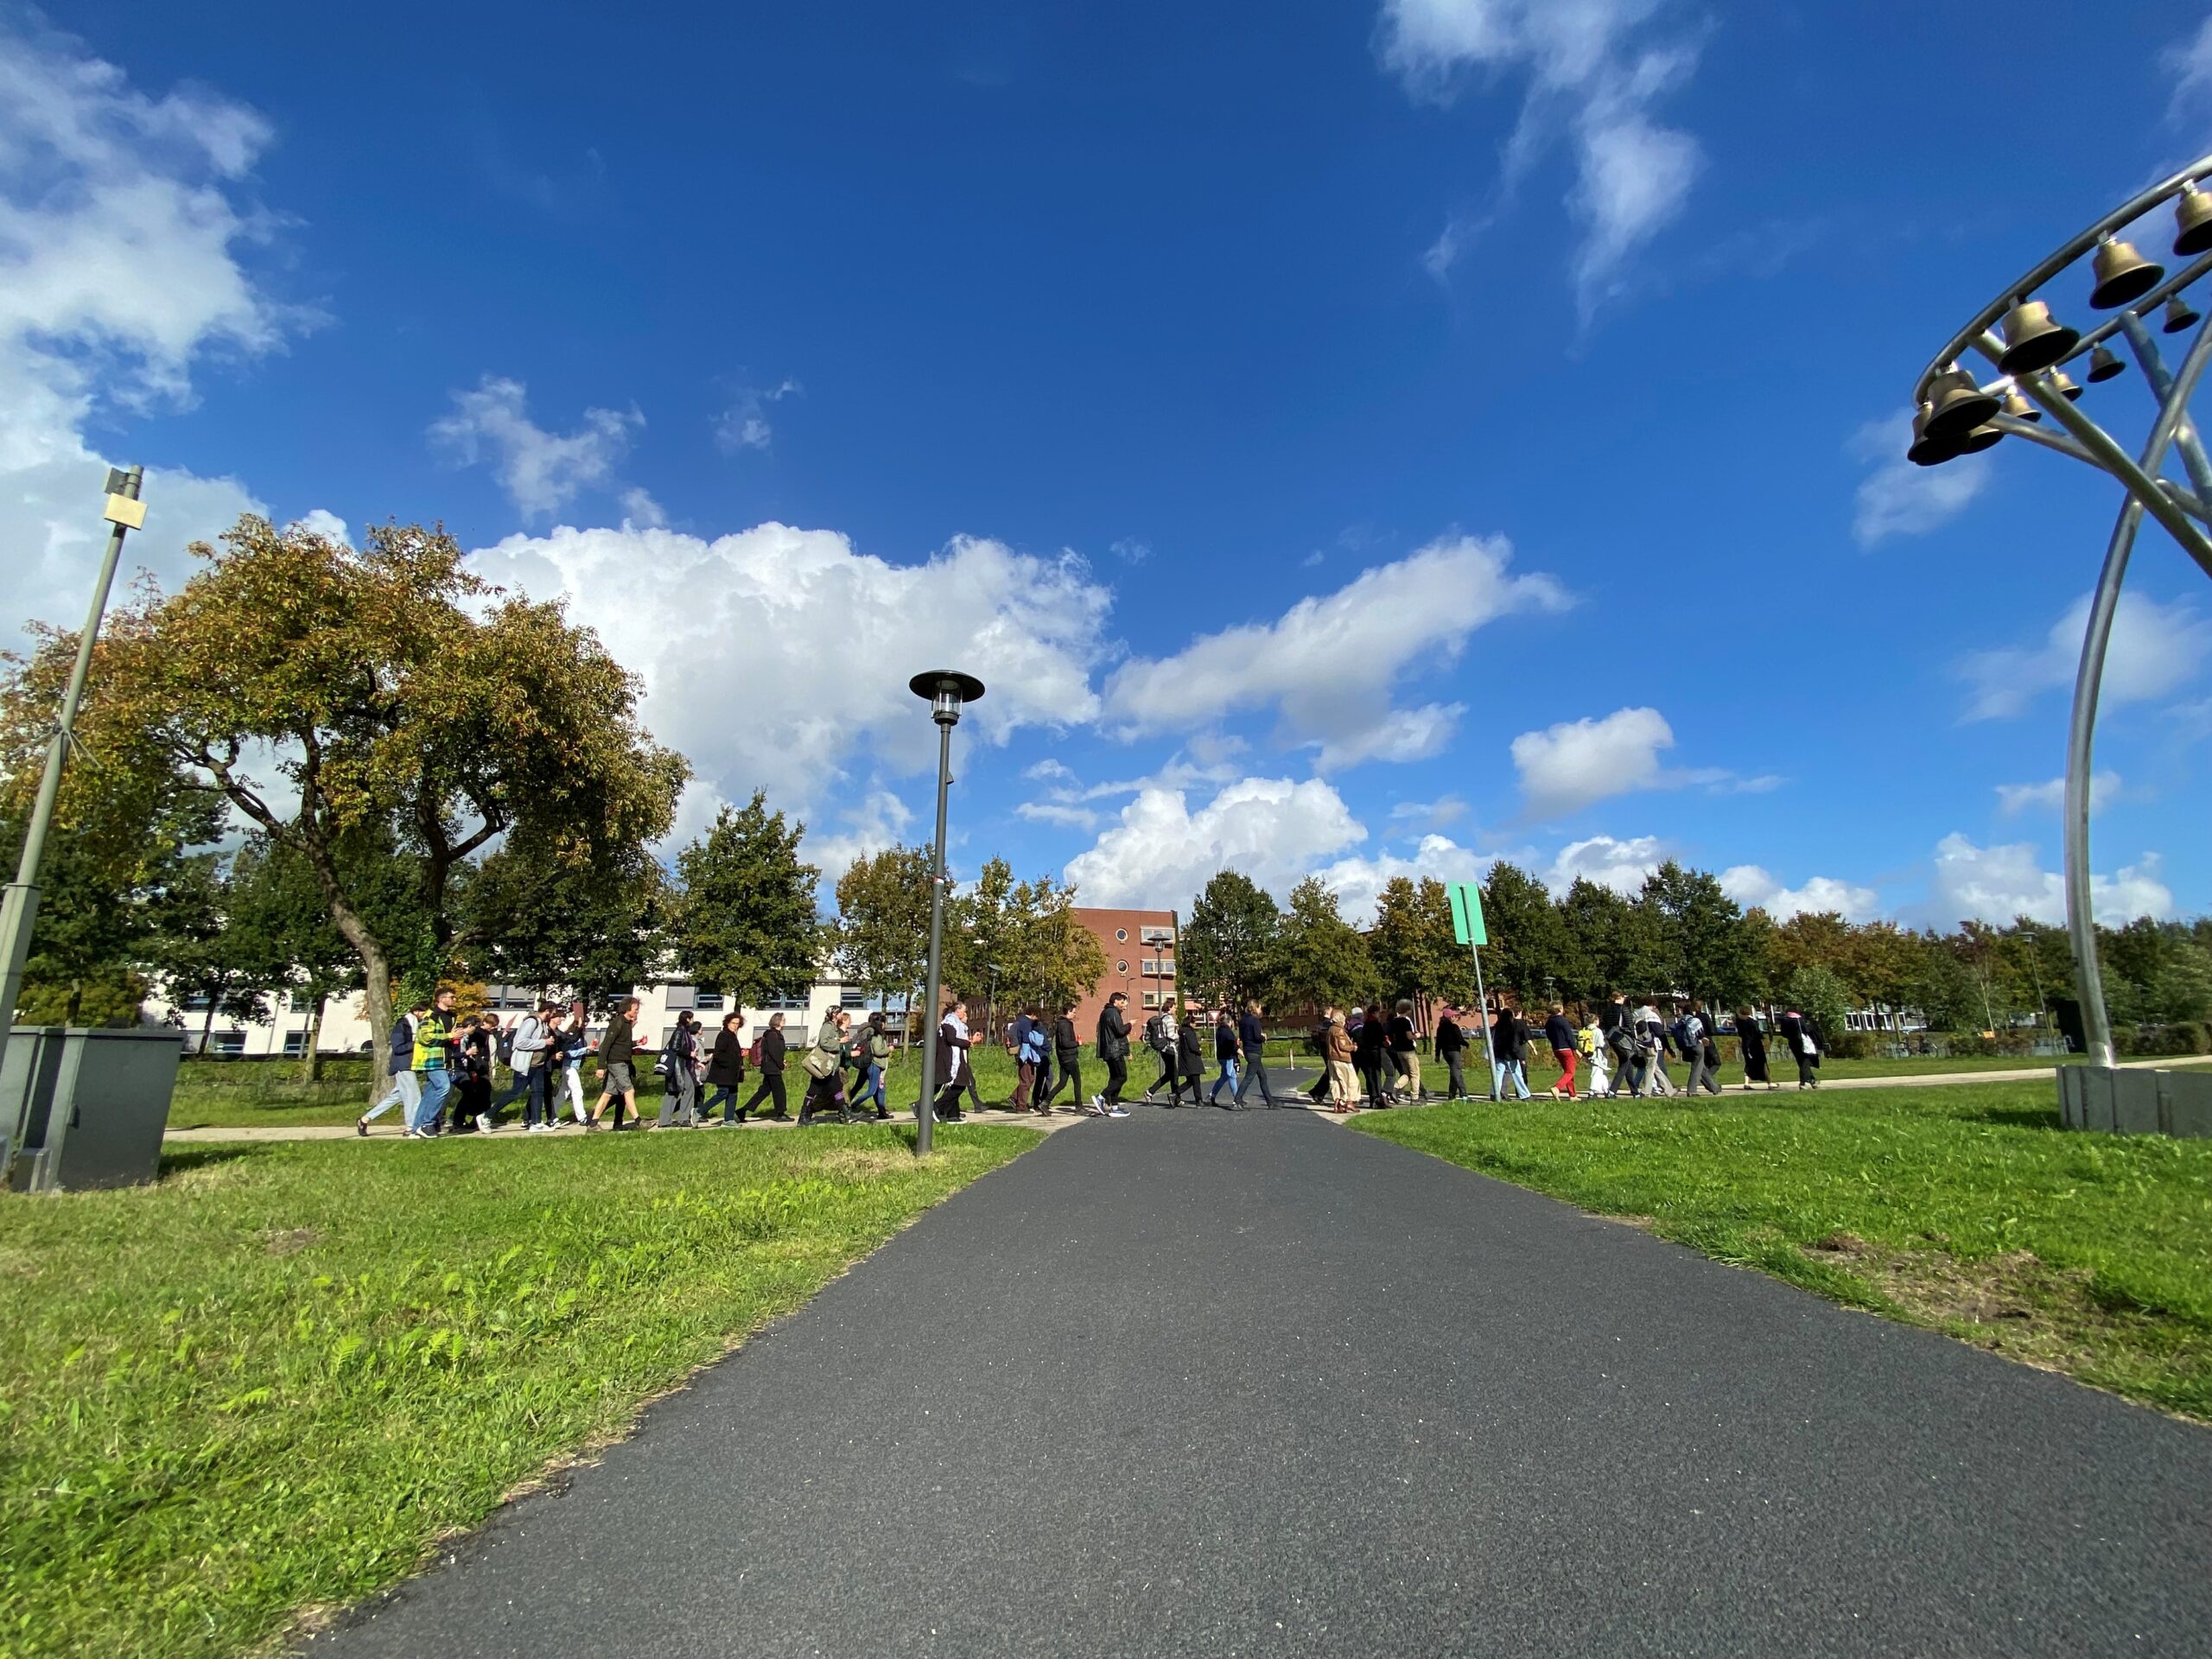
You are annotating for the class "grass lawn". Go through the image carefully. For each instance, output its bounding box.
[1352,1082,2212,1421]
[0,1123,1036,1658]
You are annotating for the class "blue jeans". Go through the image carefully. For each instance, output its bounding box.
[853,1063,886,1112]
[365,1068,418,1123]
[1210,1058,1239,1101]
[410,1069,452,1133]
[1491,1059,1531,1100]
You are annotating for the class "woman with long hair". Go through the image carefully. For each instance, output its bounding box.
[850,1011,891,1120]
[703,1011,747,1122]
[657,1009,702,1128]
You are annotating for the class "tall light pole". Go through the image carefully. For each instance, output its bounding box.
[0,468,146,1062]
[908,670,985,1155]
[1904,156,2212,1081]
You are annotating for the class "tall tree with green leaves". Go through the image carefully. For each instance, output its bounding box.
[461,833,666,1007]
[833,843,934,1025]
[1179,869,1281,1007]
[1007,874,1108,1014]
[1481,861,1566,1002]
[1268,876,1376,1014]
[667,792,821,1009]
[1641,861,1753,1005]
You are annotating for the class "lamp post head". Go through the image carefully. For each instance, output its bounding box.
[909,669,987,728]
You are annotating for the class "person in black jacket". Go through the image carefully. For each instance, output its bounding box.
[1208,1009,1242,1106]
[1173,1016,1205,1107]
[1543,1003,1579,1098]
[1780,1007,1822,1089]
[1435,1010,1468,1101]
[1355,1003,1390,1108]
[932,999,973,1122]
[592,997,644,1130]
[1039,1007,1084,1111]
[703,1013,747,1122]
[737,1012,791,1121]
[1492,1005,1532,1099]
[1736,1007,1777,1091]
[1095,993,1132,1116]
[1387,1000,1421,1102]
[1233,999,1281,1109]
[1599,993,1637,1098]
[1144,1007,1179,1100]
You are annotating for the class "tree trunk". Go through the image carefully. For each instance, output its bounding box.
[65,980,82,1025]
[297,994,324,1085]
[200,1000,216,1052]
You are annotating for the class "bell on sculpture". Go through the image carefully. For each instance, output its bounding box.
[1925,365,2001,440]
[1955,422,2003,455]
[2088,236,2164,308]
[1906,403,1962,467]
[2087,344,2126,382]
[2000,386,2043,423]
[1996,299,2079,375]
[2175,183,2212,257]
[2046,366,2084,401]
[2164,294,2202,334]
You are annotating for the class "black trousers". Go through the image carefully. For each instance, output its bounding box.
[741,1073,787,1118]
[1150,1051,1178,1095]
[932,1076,968,1117]
[1043,1057,1082,1106]
[1103,1054,1128,1104]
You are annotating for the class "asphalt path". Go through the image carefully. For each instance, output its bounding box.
[314,1099,2212,1658]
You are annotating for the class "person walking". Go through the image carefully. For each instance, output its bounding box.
[1386,1000,1422,1102]
[1010,1007,1039,1112]
[1637,1002,1677,1096]
[1095,992,1132,1117]
[454,1014,495,1129]
[703,1012,747,1122]
[1141,1005,1180,1100]
[1324,1011,1359,1113]
[1307,1007,1337,1105]
[520,1001,565,1130]
[1207,1007,1241,1106]
[1682,1001,1723,1096]
[853,1011,893,1120]
[1436,1008,1469,1101]
[1780,1007,1823,1089]
[591,996,645,1130]
[1544,1003,1579,1099]
[406,988,460,1136]
[550,1006,591,1125]
[1736,1007,1778,1090]
[1599,993,1637,1098]
[657,1009,703,1128]
[736,1012,791,1121]
[931,1000,972,1122]
[1234,999,1281,1109]
[359,998,426,1135]
[1491,1004,1532,1101]
[1039,1005,1084,1112]
[1580,1008,1611,1097]
[1173,1015,1205,1107]
[1354,1003,1390,1108]
[799,1007,854,1125]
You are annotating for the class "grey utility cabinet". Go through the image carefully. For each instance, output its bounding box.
[3,1027,183,1192]
[2056,1063,2212,1139]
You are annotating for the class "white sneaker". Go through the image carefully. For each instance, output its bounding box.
[1106,1105,1130,1118]
[475,1114,493,1133]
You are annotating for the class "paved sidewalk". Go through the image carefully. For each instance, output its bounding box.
[315,1103,2211,1658]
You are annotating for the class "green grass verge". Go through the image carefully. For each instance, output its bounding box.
[1351,1082,2212,1421]
[0,1124,1036,1657]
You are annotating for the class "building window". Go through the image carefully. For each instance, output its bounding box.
[1115,928,1128,942]
[209,1032,246,1057]
[181,991,213,1013]
[283,1029,309,1056]
[840,988,868,1009]
[1142,926,1173,944]
[664,984,697,1011]
[1117,959,1128,974]
[695,990,725,1011]
[1141,990,1160,1008]
[764,991,807,1012]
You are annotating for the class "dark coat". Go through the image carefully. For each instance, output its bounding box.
[706,1028,747,1086]
[1178,1025,1205,1079]
[1052,1014,1082,1058]
[1214,1017,1239,1062]
[757,1026,787,1075]
[1096,1004,1130,1059]
[1436,1017,1465,1056]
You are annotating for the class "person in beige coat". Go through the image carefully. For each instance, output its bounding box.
[1324,1012,1360,1115]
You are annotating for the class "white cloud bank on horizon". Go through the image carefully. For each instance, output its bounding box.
[1960,592,2212,721]
[1929,833,2171,927]
[1720,864,1880,924]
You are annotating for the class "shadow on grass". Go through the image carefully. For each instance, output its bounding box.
[158,1144,270,1179]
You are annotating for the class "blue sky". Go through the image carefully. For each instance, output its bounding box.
[6,0,2212,927]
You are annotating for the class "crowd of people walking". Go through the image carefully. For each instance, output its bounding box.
[356,983,1827,1138]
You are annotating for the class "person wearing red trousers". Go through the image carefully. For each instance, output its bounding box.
[1545,1003,1580,1098]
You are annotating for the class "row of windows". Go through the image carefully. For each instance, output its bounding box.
[200,1031,311,1057]
[1110,926,1177,944]
[1115,959,1178,977]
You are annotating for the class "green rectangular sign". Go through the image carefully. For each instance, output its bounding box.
[1448,881,1487,947]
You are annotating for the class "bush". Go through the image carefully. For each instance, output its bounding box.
[2119,1022,2212,1057]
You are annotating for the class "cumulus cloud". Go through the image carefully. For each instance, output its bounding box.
[430,376,641,520]
[810,786,917,879]
[1377,0,1704,321]
[713,378,800,453]
[1389,794,1469,833]
[1851,411,1989,546]
[2165,14,2212,118]
[1510,705,1672,818]
[1541,833,1662,896]
[1062,777,1366,909]
[1929,834,2172,927]
[1995,772,2121,815]
[1720,864,1879,923]
[469,522,1109,812]
[290,508,350,544]
[1106,534,1565,769]
[1314,833,1492,926]
[0,16,301,638]
[1959,592,2212,721]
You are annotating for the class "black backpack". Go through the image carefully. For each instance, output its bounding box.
[497,1025,516,1065]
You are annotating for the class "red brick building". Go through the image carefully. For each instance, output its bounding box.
[1067,906,1178,1038]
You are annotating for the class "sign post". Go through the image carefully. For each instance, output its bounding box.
[1447,881,1497,1098]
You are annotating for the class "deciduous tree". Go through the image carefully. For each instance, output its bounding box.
[1179,869,1281,1007]
[667,791,820,1011]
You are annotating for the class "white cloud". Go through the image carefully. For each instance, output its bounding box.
[1510,705,1672,818]
[1851,411,1989,545]
[1720,864,1879,923]
[1995,772,2121,815]
[713,378,800,454]
[1315,833,1492,926]
[1015,800,1102,831]
[1959,592,2212,721]
[291,508,349,544]
[1389,794,1469,832]
[2165,15,2212,118]
[1377,0,1704,321]
[619,487,666,530]
[810,787,916,879]
[1062,777,1366,909]
[468,522,1109,813]
[1025,758,1076,783]
[1110,537,1151,565]
[1106,534,1565,766]
[1542,833,1662,896]
[0,17,300,638]
[1929,834,2172,927]
[429,376,641,520]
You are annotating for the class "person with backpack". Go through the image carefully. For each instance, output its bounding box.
[1208,1007,1241,1106]
[1094,992,1132,1117]
[1355,1002,1391,1108]
[931,999,973,1123]
[1039,1005,1083,1112]
[702,1012,747,1122]
[1142,1006,1179,1100]
[1011,1007,1046,1112]
[1491,1004,1532,1101]
[454,1014,496,1128]
[1780,1007,1822,1089]
[485,1001,554,1132]
[555,1004,593,1125]
[1681,1001,1723,1096]
[1635,1002,1675,1096]
[735,1012,791,1121]
[359,998,427,1135]
[657,1009,704,1128]
[1435,1008,1469,1102]
[851,1011,893,1120]
[1173,1014,1205,1107]
[1599,993,1638,1097]
[1544,1003,1580,1098]
[591,996,644,1130]
[798,1007,852,1126]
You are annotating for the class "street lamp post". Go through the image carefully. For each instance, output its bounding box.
[0,468,145,1074]
[1904,157,2212,1079]
[908,670,985,1155]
